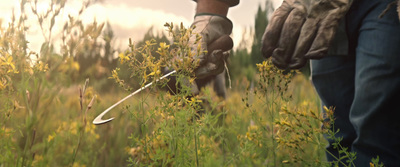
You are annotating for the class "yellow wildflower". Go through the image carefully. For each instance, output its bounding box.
[370,162,375,167]
[246,132,252,141]
[118,52,130,64]
[70,122,78,135]
[189,97,202,103]
[72,163,86,167]
[3,55,17,73]
[47,134,55,142]
[248,125,259,131]
[34,61,49,72]
[159,42,169,50]
[0,80,5,90]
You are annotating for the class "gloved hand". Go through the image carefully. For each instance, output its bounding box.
[190,15,234,79]
[163,15,233,95]
[261,0,352,69]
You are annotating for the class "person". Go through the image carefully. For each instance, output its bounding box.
[165,0,237,99]
[190,0,400,166]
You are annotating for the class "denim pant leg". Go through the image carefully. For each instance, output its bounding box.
[310,9,356,164]
[311,56,357,163]
[313,0,400,165]
[349,1,400,166]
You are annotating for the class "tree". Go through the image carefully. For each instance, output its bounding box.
[250,1,273,65]
[228,1,274,83]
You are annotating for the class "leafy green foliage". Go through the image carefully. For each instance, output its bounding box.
[0,0,380,166]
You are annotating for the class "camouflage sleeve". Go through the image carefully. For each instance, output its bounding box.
[192,0,239,7]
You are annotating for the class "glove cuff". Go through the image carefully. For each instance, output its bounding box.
[195,13,229,20]
[192,14,233,35]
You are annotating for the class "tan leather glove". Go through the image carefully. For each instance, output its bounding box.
[163,15,233,95]
[190,15,234,79]
[261,0,352,69]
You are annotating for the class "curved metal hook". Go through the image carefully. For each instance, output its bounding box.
[93,35,233,125]
[93,70,176,125]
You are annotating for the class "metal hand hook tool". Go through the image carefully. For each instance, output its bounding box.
[92,70,176,125]
[93,35,233,125]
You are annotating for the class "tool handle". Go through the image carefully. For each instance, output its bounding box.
[93,70,176,125]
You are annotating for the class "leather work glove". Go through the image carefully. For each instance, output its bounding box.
[163,15,233,95]
[190,15,234,79]
[261,0,352,69]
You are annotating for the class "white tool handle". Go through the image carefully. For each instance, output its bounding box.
[93,70,176,125]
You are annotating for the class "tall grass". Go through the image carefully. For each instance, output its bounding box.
[0,0,375,166]
[112,22,344,166]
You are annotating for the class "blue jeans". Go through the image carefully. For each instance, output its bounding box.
[311,0,400,166]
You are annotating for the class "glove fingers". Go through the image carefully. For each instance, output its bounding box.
[208,50,226,64]
[290,18,318,69]
[301,0,350,59]
[208,35,233,53]
[195,35,232,79]
[261,1,293,58]
[271,48,287,69]
[205,35,232,72]
[272,3,306,69]
[195,50,229,79]
[288,55,307,69]
[195,61,225,79]
[197,35,233,65]
[305,10,342,59]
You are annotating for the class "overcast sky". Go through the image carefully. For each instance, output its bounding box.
[0,0,282,52]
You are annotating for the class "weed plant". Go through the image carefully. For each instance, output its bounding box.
[113,22,384,166]
[0,0,384,166]
[0,0,121,166]
[111,21,347,166]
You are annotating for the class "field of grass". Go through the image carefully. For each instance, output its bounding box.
[0,62,331,166]
[0,0,364,166]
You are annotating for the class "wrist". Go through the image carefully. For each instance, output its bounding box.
[194,13,229,20]
[196,0,229,16]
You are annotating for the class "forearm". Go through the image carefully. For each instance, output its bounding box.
[193,0,239,7]
[195,0,230,16]
[194,0,239,16]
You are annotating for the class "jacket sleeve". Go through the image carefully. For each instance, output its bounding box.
[192,0,239,7]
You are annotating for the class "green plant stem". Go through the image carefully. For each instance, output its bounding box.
[194,118,199,167]
[269,90,277,167]
[20,130,30,166]
[325,149,349,167]
[222,110,226,165]
[71,121,86,167]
